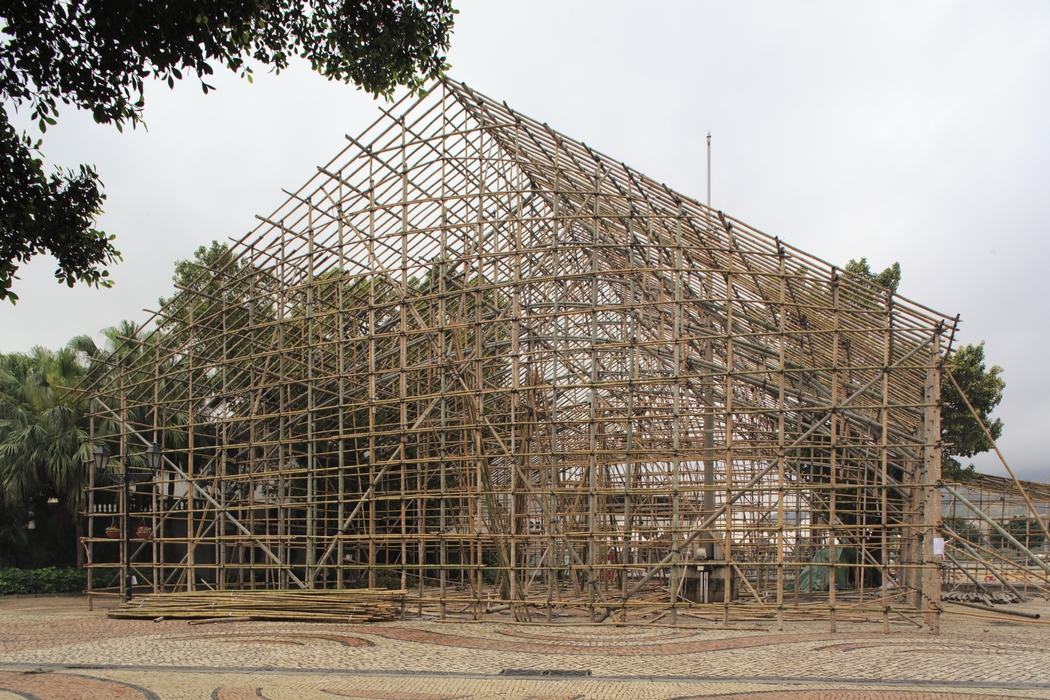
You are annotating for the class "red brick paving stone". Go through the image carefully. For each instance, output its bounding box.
[351,627,925,656]
[0,671,156,699]
[673,694,1022,700]
[322,690,468,700]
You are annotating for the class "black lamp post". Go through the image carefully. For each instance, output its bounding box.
[94,442,163,603]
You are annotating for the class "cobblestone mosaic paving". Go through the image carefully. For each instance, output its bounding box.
[0,596,1047,699]
[675,694,1024,700]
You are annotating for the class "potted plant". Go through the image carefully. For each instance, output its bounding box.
[135,525,152,539]
[105,525,121,539]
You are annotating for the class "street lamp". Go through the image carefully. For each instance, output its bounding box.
[144,442,163,472]
[92,444,111,472]
[94,442,162,602]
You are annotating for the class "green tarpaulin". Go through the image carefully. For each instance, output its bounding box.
[786,547,858,591]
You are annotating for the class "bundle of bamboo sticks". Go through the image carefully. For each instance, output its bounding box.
[108,588,407,623]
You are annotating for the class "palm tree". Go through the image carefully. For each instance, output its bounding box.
[0,344,93,566]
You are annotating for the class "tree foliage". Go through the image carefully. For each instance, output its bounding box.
[0,0,457,302]
[845,256,1004,480]
[0,343,96,567]
[844,257,901,294]
[0,321,155,567]
[0,109,115,303]
[0,346,92,512]
[941,342,1005,479]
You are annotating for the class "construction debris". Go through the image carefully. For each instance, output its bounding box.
[942,590,1018,606]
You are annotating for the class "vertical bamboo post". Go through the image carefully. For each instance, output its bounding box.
[278,224,289,590]
[119,365,128,600]
[923,334,943,632]
[587,173,601,622]
[549,144,562,617]
[306,203,316,589]
[399,121,410,596]
[87,403,95,597]
[510,124,526,619]
[881,295,894,633]
[367,171,377,591]
[829,269,840,633]
[669,201,685,625]
[248,245,258,591]
[186,303,196,592]
[722,232,735,627]
[438,83,449,617]
[622,198,638,621]
[337,195,346,590]
[152,338,161,593]
[775,242,787,631]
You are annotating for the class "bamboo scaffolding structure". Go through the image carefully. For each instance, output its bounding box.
[81,77,1043,629]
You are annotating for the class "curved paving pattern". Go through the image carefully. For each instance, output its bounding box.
[674,693,1023,700]
[168,632,374,648]
[811,639,1050,656]
[320,690,469,699]
[352,626,1012,659]
[495,627,699,643]
[0,617,177,653]
[1,596,1049,699]
[351,626,863,655]
[0,671,158,700]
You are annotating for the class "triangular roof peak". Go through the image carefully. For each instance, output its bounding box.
[209,76,952,330]
[107,75,957,402]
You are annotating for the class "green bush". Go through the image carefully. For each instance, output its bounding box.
[373,569,403,590]
[0,567,87,595]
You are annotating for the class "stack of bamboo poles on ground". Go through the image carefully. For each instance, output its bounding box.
[108,589,406,623]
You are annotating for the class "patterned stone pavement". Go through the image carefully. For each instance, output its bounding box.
[0,595,1047,699]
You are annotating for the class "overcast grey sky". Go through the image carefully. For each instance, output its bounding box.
[2,2,1048,480]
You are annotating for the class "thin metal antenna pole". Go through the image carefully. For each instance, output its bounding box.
[706,132,711,209]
